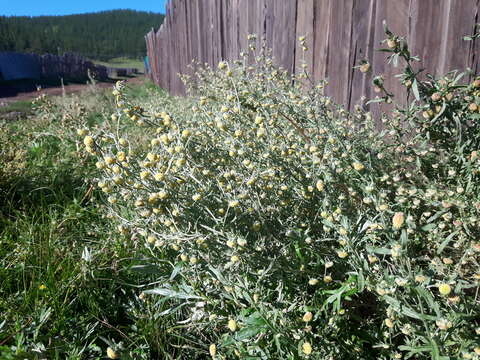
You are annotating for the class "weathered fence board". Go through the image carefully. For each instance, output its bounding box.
[0,51,108,82]
[145,0,480,109]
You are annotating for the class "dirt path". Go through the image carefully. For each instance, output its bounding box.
[0,76,145,104]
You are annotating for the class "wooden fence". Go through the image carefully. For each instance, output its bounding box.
[0,51,108,82]
[40,53,108,81]
[145,0,480,109]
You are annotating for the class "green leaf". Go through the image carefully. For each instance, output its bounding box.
[437,231,458,254]
[208,265,228,284]
[244,312,267,327]
[412,79,420,101]
[144,287,203,300]
[431,101,446,123]
[414,286,440,317]
[426,210,447,223]
[421,223,436,231]
[431,339,440,360]
[357,269,365,293]
[398,345,433,353]
[169,262,183,281]
[366,245,391,255]
[130,264,163,275]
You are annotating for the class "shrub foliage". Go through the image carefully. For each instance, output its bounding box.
[82,28,480,359]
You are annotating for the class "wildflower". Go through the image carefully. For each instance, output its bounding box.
[192,193,202,201]
[104,156,115,165]
[117,151,126,162]
[438,283,452,296]
[237,238,247,247]
[303,312,313,322]
[140,171,150,179]
[209,344,217,357]
[392,212,405,229]
[218,61,227,70]
[359,63,370,73]
[38,284,47,290]
[386,38,397,49]
[256,127,266,137]
[442,257,453,265]
[228,200,239,208]
[230,255,240,263]
[401,324,412,335]
[157,191,168,199]
[352,162,364,171]
[391,243,401,257]
[431,92,442,102]
[302,341,313,355]
[227,319,237,332]
[337,250,348,258]
[147,235,156,244]
[106,347,119,359]
[323,275,333,283]
[252,222,261,231]
[415,275,427,283]
[254,115,264,124]
[83,135,94,146]
[308,278,319,285]
[436,319,452,330]
[385,318,394,328]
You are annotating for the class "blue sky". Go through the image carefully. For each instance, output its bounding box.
[1,0,167,16]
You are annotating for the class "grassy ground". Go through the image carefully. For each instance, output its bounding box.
[0,80,166,359]
[0,100,34,118]
[92,57,145,73]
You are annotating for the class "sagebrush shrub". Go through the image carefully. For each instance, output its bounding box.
[82,28,480,359]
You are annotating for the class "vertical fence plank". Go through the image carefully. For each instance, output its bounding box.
[146,0,480,109]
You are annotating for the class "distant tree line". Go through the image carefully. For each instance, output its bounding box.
[0,10,164,60]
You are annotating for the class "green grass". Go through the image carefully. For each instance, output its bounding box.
[0,100,34,118]
[92,57,145,73]
[0,83,163,359]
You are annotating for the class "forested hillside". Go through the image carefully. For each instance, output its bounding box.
[0,10,164,60]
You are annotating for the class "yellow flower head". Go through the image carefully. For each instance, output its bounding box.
[385,318,394,328]
[303,311,313,322]
[77,128,88,136]
[323,275,333,283]
[83,135,94,147]
[106,347,119,359]
[315,180,324,192]
[227,319,237,332]
[209,344,217,357]
[302,341,313,355]
[352,162,364,171]
[392,212,405,229]
[438,283,452,296]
